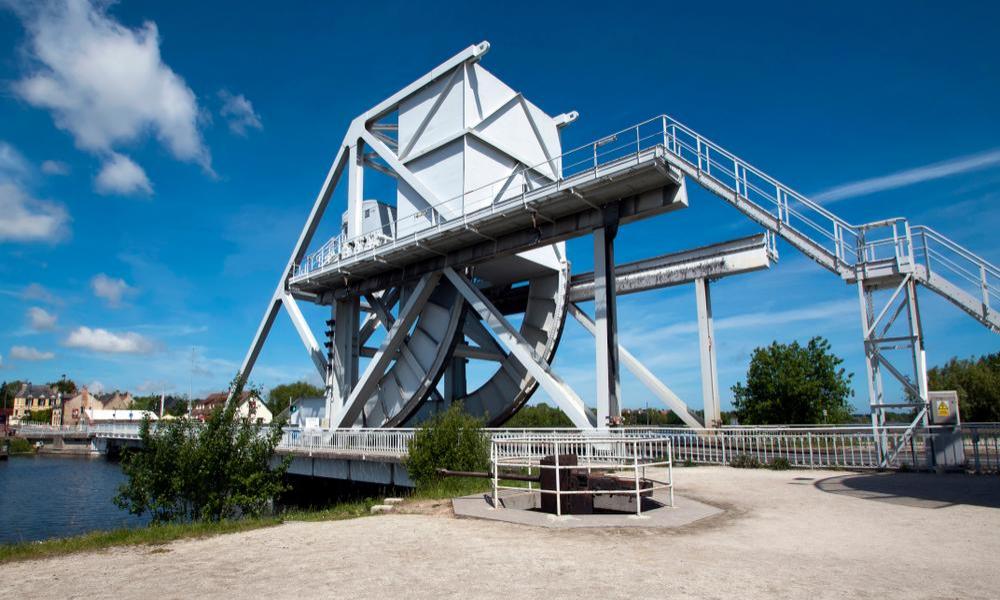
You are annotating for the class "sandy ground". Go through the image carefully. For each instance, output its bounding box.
[4,467,999,599]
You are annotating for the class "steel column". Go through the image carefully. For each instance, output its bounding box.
[593,216,621,428]
[331,296,360,422]
[695,277,721,428]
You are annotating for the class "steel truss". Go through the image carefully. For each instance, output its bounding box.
[236,41,997,442]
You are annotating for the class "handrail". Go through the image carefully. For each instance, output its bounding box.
[289,113,999,328]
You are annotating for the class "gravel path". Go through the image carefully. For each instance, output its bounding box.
[4,467,998,599]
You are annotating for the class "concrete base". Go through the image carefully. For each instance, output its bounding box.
[452,489,721,529]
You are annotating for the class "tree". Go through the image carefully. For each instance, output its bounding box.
[504,403,574,428]
[0,381,20,412]
[115,376,289,523]
[732,337,853,425]
[48,376,77,395]
[928,352,1000,422]
[267,381,323,416]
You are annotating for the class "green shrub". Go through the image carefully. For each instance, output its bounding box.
[405,402,490,488]
[7,437,34,454]
[768,457,791,470]
[729,454,761,469]
[114,376,289,523]
[24,409,52,424]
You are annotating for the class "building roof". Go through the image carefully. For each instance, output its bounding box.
[17,383,57,399]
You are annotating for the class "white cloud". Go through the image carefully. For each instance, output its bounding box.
[40,159,70,175]
[218,90,262,136]
[65,326,154,354]
[94,153,152,196]
[27,306,57,330]
[9,0,211,171]
[0,141,31,180]
[90,273,134,306]
[10,345,55,360]
[814,148,1000,203]
[86,380,104,394]
[0,181,70,243]
[21,283,59,304]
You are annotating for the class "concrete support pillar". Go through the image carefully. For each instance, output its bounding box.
[331,296,360,424]
[594,215,621,428]
[695,277,721,428]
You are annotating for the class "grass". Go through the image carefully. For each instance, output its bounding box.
[0,497,383,565]
[0,518,282,565]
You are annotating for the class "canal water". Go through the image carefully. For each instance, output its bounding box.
[0,455,148,544]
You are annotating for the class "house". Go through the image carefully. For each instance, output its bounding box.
[192,391,273,425]
[84,408,158,425]
[11,383,59,425]
[97,391,134,411]
[52,387,103,427]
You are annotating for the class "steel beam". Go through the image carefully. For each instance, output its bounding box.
[235,138,350,391]
[281,293,327,381]
[443,268,594,429]
[569,304,703,429]
[695,278,721,428]
[568,234,773,302]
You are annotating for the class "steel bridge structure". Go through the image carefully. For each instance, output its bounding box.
[237,41,999,467]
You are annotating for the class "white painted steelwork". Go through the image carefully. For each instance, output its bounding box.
[238,42,999,461]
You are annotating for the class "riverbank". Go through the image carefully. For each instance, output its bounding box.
[3,468,999,599]
[0,500,377,564]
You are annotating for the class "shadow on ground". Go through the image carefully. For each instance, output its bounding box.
[815,472,1000,509]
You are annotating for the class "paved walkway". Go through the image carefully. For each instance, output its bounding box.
[3,467,999,599]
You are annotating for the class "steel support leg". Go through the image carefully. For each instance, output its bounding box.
[594,219,621,428]
[695,277,721,428]
[330,296,360,424]
[444,356,467,407]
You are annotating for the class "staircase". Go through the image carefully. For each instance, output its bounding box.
[652,114,999,333]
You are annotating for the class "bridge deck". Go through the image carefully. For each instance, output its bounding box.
[290,147,683,295]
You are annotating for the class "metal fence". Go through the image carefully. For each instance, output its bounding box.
[491,435,674,516]
[13,422,1000,473]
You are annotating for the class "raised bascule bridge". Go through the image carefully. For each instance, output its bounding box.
[228,41,998,484]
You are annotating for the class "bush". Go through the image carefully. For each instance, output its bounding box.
[729,454,761,469]
[24,409,52,424]
[768,457,791,470]
[7,437,34,454]
[115,376,289,523]
[405,402,490,488]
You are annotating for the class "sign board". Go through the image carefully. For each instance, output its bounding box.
[928,390,960,426]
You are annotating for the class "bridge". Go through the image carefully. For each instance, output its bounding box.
[233,41,998,472]
[14,423,1000,486]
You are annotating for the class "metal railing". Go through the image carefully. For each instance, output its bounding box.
[491,435,674,516]
[293,114,999,327]
[14,421,999,473]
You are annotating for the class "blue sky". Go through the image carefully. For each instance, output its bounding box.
[0,0,997,413]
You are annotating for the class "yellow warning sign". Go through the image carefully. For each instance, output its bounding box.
[936,401,950,417]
